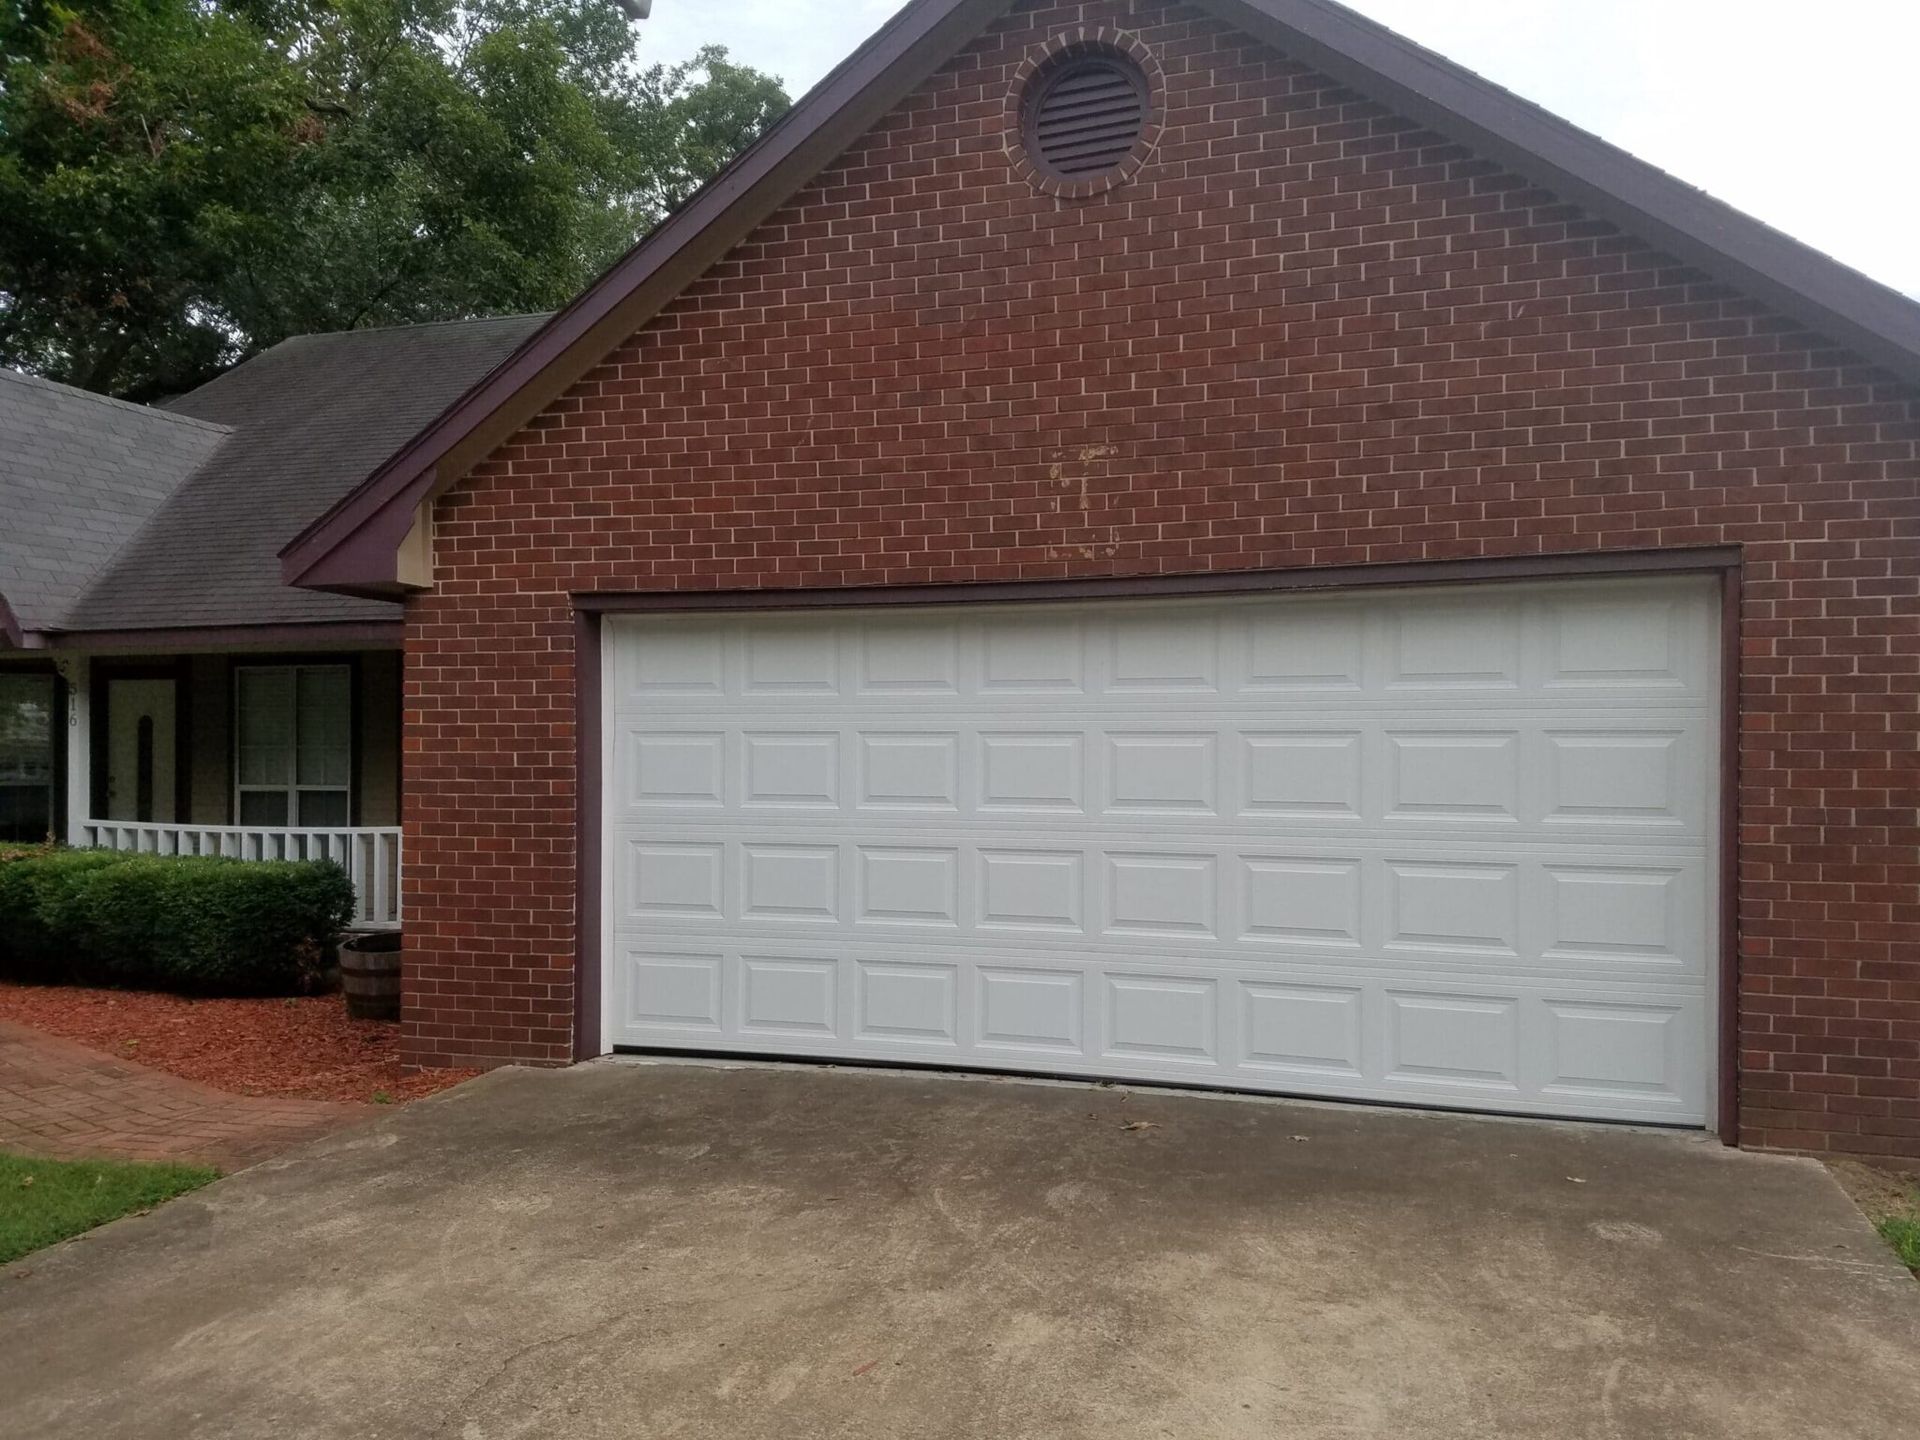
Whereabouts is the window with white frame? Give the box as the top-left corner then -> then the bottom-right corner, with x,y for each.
234,665 -> 352,827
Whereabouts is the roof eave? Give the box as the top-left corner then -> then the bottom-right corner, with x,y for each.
0,595 -> 26,649
282,465 -> 439,597
23,619 -> 405,654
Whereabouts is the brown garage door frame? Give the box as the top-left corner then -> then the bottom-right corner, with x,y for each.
573,545 -> 1744,1142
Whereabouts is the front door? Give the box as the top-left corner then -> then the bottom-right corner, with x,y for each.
106,678 -> 177,823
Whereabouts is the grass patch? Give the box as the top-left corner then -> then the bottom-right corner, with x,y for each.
1879,1214 -> 1920,1272
0,1153 -> 218,1265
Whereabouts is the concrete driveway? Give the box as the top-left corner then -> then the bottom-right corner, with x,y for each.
4,1061 -> 1916,1439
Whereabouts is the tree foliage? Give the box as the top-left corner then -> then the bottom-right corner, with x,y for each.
0,1 -> 788,398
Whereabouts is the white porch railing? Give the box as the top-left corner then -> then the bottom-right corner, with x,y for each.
79,822 -> 403,930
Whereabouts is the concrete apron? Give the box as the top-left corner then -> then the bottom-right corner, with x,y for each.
2,1058 -> 1915,1440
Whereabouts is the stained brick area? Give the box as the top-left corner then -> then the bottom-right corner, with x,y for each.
402,0 -> 1920,1157
0,1022 -> 368,1172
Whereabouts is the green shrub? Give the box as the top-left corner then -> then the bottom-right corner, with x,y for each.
0,850 -> 355,995
0,849 -> 130,978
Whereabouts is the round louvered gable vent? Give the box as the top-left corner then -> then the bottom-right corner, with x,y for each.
1023,53 -> 1150,183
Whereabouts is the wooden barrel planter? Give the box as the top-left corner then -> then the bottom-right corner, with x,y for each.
339,931 -> 403,1021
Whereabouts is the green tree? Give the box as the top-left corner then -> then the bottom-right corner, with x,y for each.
0,1 -> 787,399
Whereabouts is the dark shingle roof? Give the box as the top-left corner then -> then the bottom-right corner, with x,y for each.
57,312 -> 549,633
0,369 -> 230,635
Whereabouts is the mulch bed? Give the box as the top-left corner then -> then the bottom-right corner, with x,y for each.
0,983 -> 477,1105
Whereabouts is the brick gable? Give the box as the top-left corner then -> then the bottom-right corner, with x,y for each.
402,0 -> 1920,1157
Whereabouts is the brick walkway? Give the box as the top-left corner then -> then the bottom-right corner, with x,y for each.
0,1021 -> 371,1172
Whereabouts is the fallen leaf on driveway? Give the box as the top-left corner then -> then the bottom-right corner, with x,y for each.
852,1359 -> 881,1377
1120,1120 -> 1158,1132
1567,1177 -> 1587,1184
1288,1135 -> 1310,1143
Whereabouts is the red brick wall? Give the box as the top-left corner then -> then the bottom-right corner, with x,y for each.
402,0 -> 1920,1157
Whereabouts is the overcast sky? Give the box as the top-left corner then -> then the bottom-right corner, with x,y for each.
638,1 -> 1920,299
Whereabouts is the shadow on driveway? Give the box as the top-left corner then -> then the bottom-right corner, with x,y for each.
4,1059 -> 1916,1438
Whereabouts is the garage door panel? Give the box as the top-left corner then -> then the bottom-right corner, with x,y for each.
1539,999 -> 1693,1106
1383,860 -> 1521,960
624,840 -> 726,922
738,955 -> 840,1038
607,577 -> 1717,1125
1111,614 -> 1223,694
621,730 -> 726,810
614,620 -> 726,699
1544,590 -> 1699,691
855,846 -> 961,928
615,584 -> 1715,718
1104,973 -> 1220,1065
606,833 -> 1712,985
1387,601 -> 1525,691
1541,863 -> 1704,971
744,623 -> 840,695
1385,731 -> 1522,824
1384,991 -> 1523,1092
1541,728 -> 1701,830
857,732 -> 960,810
620,949 -> 725,1034
977,966 -> 1085,1054
740,731 -> 840,810
1103,732 -> 1219,815
740,843 -> 840,923
1238,731 -> 1364,819
981,615 -> 1089,694
612,934 -> 1711,1120
621,720 -> 1707,841
979,732 -> 1085,813
1245,605 -> 1367,692
977,848 -> 1084,933
1101,851 -> 1219,939
858,617 -> 961,695
1241,857 -> 1365,949
761,932 -> 1717,1011
855,961 -> 961,1046
1241,982 -> 1366,1078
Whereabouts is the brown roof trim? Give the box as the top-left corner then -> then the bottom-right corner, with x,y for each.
280,0 -> 1920,598
573,544 -> 1742,615
16,621 -> 403,654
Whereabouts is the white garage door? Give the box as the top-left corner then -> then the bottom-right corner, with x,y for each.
603,576 -> 1719,1125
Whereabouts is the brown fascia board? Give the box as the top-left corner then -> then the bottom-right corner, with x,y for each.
11,621 -> 404,653
280,0 -> 1920,598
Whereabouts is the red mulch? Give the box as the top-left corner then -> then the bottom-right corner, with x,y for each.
0,983 -> 478,1105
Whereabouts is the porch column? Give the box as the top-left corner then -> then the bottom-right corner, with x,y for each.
58,655 -> 90,845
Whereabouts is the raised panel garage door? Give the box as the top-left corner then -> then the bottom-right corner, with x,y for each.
603,576 -> 1719,1125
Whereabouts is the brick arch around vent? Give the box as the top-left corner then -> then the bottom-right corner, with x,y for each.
1005,25 -> 1166,197
402,0 -> 1920,1160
